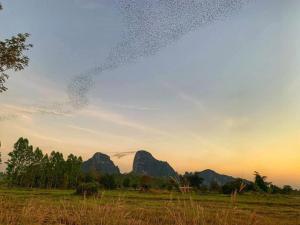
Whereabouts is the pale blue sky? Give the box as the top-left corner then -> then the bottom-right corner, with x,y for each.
0,0 -> 300,187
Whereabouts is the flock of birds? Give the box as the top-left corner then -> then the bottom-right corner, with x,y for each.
0,0 -> 254,121
66,0 -> 253,112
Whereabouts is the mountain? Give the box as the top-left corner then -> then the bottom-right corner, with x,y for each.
195,169 -> 235,186
82,152 -> 120,174
132,150 -> 177,178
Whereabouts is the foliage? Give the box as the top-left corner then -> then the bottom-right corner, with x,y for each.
3,138 -> 297,196
5,137 -> 82,188
182,172 -> 203,189
122,177 -> 131,188
140,175 -> 152,191
99,174 -> 117,190
270,184 -> 282,194
254,171 -> 271,193
209,181 -> 221,192
76,182 -> 98,196
222,179 -> 255,194
0,3 -> 33,92
282,185 -> 293,195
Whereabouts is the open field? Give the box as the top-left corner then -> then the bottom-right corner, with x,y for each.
0,188 -> 299,225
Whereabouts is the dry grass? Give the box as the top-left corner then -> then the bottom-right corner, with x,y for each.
0,189 -> 299,225
0,196 -> 255,225
0,195 -> 272,225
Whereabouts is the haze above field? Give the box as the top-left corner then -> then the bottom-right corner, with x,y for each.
0,0 -> 299,188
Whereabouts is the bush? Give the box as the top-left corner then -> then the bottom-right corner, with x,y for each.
76,182 -> 98,196
122,177 -> 130,188
100,175 -> 117,190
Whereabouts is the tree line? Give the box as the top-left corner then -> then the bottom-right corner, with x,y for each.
0,137 -> 299,195
3,138 -> 82,188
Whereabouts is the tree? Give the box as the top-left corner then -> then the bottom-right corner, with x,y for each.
65,154 -> 83,188
282,185 -> 293,195
269,184 -> 282,194
100,174 -> 117,190
6,137 -> 84,189
6,137 -> 35,186
209,181 -> 221,192
222,179 -> 251,195
0,3 -> 33,93
122,177 -> 131,188
48,151 -> 66,188
22,147 -> 44,187
184,172 -> 203,189
254,171 -> 270,193
139,175 -> 152,191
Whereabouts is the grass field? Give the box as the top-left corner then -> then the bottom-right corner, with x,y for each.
0,188 -> 299,225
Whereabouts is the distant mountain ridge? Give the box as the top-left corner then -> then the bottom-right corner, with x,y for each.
195,169 -> 236,186
81,151 -> 243,186
132,150 -> 178,178
82,152 -> 120,174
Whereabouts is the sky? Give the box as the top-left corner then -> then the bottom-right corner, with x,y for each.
0,0 -> 300,188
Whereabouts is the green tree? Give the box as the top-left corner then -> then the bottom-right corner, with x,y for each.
184,172 -> 203,189
40,153 -> 51,188
0,3 -> 33,92
282,185 -> 293,195
209,181 -> 221,192
254,171 -> 270,193
140,175 -> 152,191
65,154 -> 83,188
122,177 -> 131,188
221,179 -> 252,194
0,141 -> 2,165
6,137 -> 34,186
100,174 -> 117,190
269,184 -> 282,194
49,151 -> 66,188
6,137 -> 84,189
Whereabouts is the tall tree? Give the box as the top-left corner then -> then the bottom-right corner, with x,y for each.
254,171 -> 270,193
184,172 -> 203,189
49,151 -> 66,188
65,154 -> 83,188
6,137 -> 84,188
0,3 -> 33,93
6,137 -> 34,186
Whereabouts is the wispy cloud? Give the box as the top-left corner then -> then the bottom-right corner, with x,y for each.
107,102 -> 159,111
67,124 -> 137,144
162,82 -> 206,111
177,92 -> 206,111
111,151 -> 136,159
0,103 -> 71,122
79,106 -> 168,136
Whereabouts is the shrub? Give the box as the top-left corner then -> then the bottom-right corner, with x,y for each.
76,182 -> 98,196
100,175 -> 117,190
122,177 -> 131,188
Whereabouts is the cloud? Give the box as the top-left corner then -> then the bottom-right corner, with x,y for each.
162,82 -> 206,111
79,106 -> 168,135
0,103 -> 71,123
111,151 -> 136,159
67,124 -> 137,144
177,92 -> 206,111
107,102 -> 159,111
